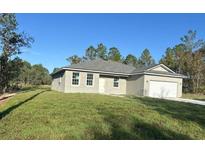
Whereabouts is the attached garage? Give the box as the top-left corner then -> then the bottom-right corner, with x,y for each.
51,59 -> 185,98
148,81 -> 178,98
144,74 -> 183,98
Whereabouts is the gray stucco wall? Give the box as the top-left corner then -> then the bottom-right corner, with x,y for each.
51,70 -> 183,97
51,71 -> 65,92
143,75 -> 183,97
100,75 -> 127,95
126,75 -> 144,96
64,70 -> 100,93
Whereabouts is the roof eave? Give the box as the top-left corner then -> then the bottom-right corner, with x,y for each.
62,67 -> 132,77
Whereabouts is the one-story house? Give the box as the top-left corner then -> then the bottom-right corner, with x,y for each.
51,59 -> 185,98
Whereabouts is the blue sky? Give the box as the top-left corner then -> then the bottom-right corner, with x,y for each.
16,14 -> 205,73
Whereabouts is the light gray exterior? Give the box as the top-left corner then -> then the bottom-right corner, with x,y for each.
64,71 -> 99,93
51,71 -> 65,92
51,60 -> 185,97
126,75 -> 144,96
143,75 -> 183,97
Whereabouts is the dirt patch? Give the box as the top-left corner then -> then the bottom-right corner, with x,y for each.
0,93 -> 16,105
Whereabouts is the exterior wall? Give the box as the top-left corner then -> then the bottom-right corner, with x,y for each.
51,69 -> 182,97
126,75 -> 144,96
143,75 -> 183,97
51,71 -> 65,92
100,75 -> 127,95
151,66 -> 169,72
64,70 -> 100,93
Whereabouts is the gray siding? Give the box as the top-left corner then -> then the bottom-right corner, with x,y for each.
51,69 -> 183,98
100,75 -> 127,95
126,75 -> 144,96
51,71 -> 65,92
64,70 -> 100,93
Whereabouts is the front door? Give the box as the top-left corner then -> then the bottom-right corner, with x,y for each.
99,78 -> 105,93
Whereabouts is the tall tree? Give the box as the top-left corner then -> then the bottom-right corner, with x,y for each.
108,47 -> 121,61
160,47 -> 177,71
180,30 -> 204,52
160,30 -> 205,93
0,13 -> 33,93
66,55 -> 82,64
30,64 -> 51,85
139,48 -> 155,67
17,60 -> 32,85
85,46 -> 97,60
123,54 -> 138,67
96,43 -> 107,60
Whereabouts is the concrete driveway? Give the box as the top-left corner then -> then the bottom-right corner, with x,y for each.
165,97 -> 205,106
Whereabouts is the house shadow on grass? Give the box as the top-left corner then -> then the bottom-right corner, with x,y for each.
135,97 -> 205,128
0,90 -> 48,120
196,98 -> 205,101
90,108 -> 191,140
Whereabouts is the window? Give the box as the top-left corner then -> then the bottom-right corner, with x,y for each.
86,73 -> 93,86
113,77 -> 119,87
72,72 -> 80,85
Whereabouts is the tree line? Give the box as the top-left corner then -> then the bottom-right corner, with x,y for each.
1,13 -> 205,94
67,30 -> 205,93
67,44 -> 155,68
0,13 -> 51,93
160,30 -> 205,93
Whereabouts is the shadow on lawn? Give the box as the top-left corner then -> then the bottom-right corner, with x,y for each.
0,90 -> 47,120
135,97 -> 205,128
90,108 -> 191,140
196,98 -> 205,101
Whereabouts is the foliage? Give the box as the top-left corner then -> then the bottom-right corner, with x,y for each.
29,64 -> 51,85
180,30 -> 204,52
108,47 -> 122,61
0,89 -> 205,139
160,30 -> 205,93
17,60 -> 32,85
182,93 -> 205,101
66,54 -> 82,64
96,43 -> 108,60
11,60 -> 52,86
67,44 -> 122,64
160,47 -> 177,71
85,46 -> 97,60
0,13 -> 34,93
139,48 -> 155,67
123,54 -> 138,67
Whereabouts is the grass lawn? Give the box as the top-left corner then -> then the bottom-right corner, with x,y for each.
0,88 -> 205,140
182,93 -> 205,101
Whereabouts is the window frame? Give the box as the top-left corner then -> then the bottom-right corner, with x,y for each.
86,73 -> 94,87
72,72 -> 80,86
113,77 -> 119,88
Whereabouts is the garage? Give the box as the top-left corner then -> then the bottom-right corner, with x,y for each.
148,80 -> 178,98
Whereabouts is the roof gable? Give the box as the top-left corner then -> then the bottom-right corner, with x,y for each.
147,64 -> 175,73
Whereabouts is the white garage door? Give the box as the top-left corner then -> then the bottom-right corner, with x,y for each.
149,81 -> 177,98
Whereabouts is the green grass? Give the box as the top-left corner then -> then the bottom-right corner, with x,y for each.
182,93 -> 205,101
0,89 -> 205,139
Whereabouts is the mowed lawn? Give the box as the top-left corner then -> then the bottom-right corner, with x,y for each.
182,93 -> 205,101
0,88 -> 205,140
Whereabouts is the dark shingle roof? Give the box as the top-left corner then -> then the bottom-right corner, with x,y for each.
145,70 -> 184,77
131,64 -> 159,74
65,59 -> 136,74
52,59 -> 184,78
